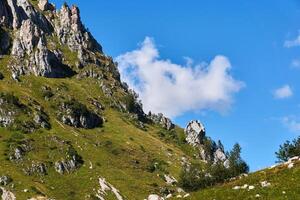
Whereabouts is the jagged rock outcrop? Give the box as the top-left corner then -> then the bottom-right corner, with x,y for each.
10,19 -> 74,78
54,146 -> 83,174
57,99 -> 102,129
185,120 -> 206,146
148,112 -> 174,131
0,0 -> 52,31
55,158 -> 79,174
185,120 -> 229,167
54,3 -> 102,67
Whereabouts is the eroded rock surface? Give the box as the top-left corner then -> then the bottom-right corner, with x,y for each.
58,99 -> 102,129
185,120 -> 229,166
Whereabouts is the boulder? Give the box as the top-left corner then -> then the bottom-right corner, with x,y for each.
0,187 -> 16,200
58,100 -> 102,129
0,176 -> 12,186
148,194 -> 164,200
148,112 -> 174,131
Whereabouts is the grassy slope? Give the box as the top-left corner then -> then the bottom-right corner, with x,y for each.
188,161 -> 300,200
0,58 -> 194,199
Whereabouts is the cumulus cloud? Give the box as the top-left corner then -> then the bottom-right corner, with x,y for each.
273,85 -> 293,99
284,33 -> 300,48
116,37 -> 244,118
282,116 -> 300,133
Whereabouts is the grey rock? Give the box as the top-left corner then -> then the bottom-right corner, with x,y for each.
148,112 -> 174,131
184,120 -> 206,146
38,0 -> 54,11
0,176 -> 12,186
1,0 -> 52,32
0,187 -> 16,200
54,155 -> 82,174
58,100 -> 102,129
11,19 -> 41,57
54,3 -> 102,66
23,162 -> 47,176
185,120 -> 229,167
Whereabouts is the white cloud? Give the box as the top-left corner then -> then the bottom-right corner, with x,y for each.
284,33 -> 300,48
282,116 -> 300,133
116,37 -> 244,118
273,85 -> 293,99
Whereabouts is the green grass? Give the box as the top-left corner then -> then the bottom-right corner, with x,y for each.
0,72 -> 192,200
188,161 -> 300,200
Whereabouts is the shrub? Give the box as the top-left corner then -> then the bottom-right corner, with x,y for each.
179,143 -> 249,192
178,163 -> 211,192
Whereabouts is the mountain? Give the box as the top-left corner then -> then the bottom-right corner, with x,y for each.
0,0 -> 298,200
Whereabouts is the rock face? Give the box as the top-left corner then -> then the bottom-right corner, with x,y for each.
148,112 -> 174,131
58,100 -> 102,129
185,120 -> 205,146
0,0 -> 52,31
10,19 -> 74,78
54,3 -> 102,67
1,0 -> 103,78
55,158 -> 80,174
54,146 -> 83,174
185,120 -> 229,166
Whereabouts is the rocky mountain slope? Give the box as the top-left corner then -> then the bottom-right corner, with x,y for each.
0,0 -> 298,200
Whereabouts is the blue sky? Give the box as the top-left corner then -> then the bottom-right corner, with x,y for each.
52,0 -> 300,171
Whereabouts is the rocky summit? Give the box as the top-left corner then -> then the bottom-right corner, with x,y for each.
0,0 -> 298,200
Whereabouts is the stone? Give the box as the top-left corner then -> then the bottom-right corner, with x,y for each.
38,0 -> 52,11
147,194 -> 164,200
11,19 -> 41,57
58,100 -> 102,129
184,120 -> 206,146
96,178 -> 124,200
0,176 -> 12,186
233,186 -> 240,190
0,187 -> 16,200
53,3 -> 103,67
23,162 -> 47,176
164,174 -> 177,185
1,0 -> 52,31
260,181 -> 271,187
148,112 -> 174,131
287,163 -> 294,169
55,155 -> 82,174
248,185 -> 255,190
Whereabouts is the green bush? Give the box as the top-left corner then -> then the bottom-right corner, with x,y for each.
276,136 -> 300,162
